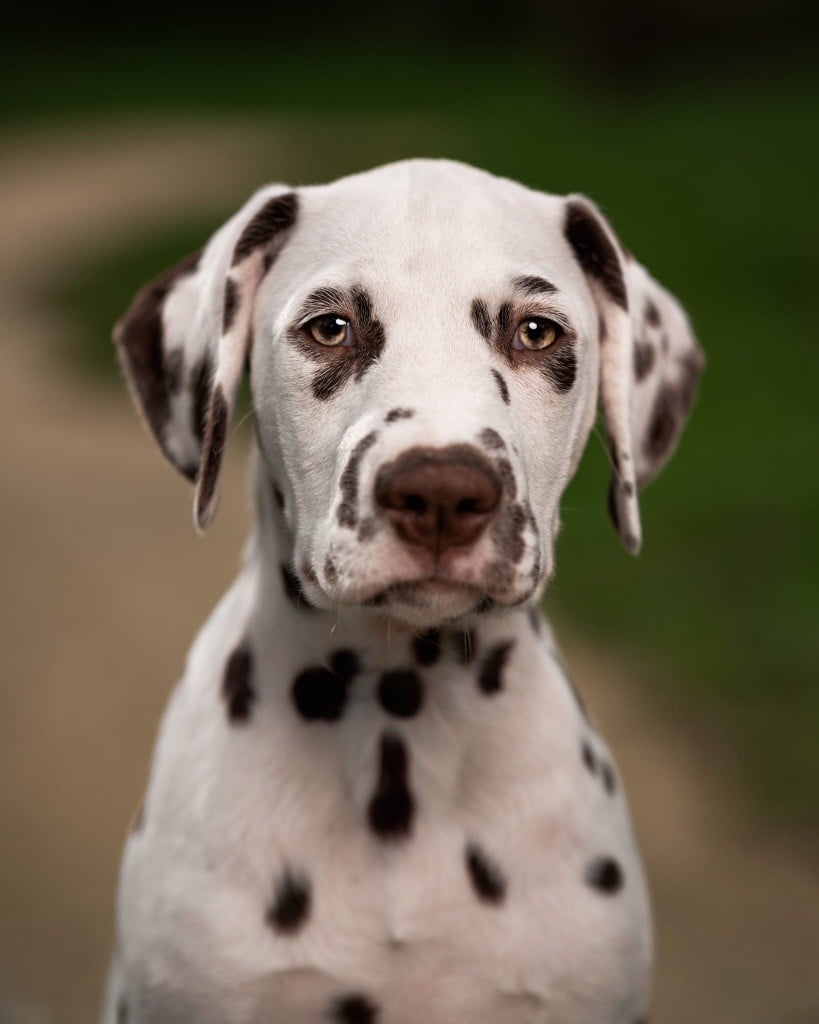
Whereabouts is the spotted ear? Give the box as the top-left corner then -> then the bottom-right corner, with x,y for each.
114,186 -> 298,531
564,196 -> 704,554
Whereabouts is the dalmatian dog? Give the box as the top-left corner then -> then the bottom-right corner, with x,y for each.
102,159 -> 703,1024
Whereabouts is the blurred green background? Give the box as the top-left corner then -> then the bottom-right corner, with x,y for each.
11,4 -> 816,821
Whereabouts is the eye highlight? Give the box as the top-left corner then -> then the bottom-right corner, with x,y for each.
514,316 -> 562,351
305,313 -> 354,348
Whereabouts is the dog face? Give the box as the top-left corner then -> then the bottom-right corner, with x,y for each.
115,160 -> 703,626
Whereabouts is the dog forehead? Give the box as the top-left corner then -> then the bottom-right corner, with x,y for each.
295,160 -> 570,270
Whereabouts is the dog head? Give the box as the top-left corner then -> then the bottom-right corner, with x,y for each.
115,160 -> 703,627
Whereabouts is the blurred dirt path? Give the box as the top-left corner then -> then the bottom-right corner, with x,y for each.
1,123 -> 817,1024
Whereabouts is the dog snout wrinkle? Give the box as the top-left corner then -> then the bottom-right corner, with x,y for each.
374,445 -> 501,556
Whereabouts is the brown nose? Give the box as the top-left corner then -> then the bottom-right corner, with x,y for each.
374,445 -> 502,555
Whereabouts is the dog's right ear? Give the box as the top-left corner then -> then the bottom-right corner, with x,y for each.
114,185 -> 298,530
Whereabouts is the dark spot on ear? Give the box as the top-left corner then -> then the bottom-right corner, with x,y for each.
281,564 -> 317,611
491,369 -> 510,405
644,298 -> 662,327
585,855 -> 624,894
222,277 -> 239,334
222,644 -> 255,722
477,641 -> 514,695
330,994 -> 379,1024
232,192 -> 298,266
644,384 -> 678,463
465,842 -> 507,904
378,669 -> 424,718
471,298 -> 492,340
542,347 -> 577,393
189,352 -> 213,452
601,761 -> 617,795
324,556 -> 338,585
113,248 -> 202,474
266,867 -> 311,934
514,274 -> 558,296
338,431 -> 379,528
291,666 -> 349,722
164,347 -> 184,395
633,341 -> 655,381
368,732 -> 414,840
564,200 -> 628,309
329,649 -> 361,682
196,385 -> 228,515
479,427 -> 505,450
581,740 -> 598,775
385,407 -> 414,423
412,629 -> 441,667
450,628 -> 477,665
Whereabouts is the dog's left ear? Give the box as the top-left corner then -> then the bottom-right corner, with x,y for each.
114,186 -> 298,531
564,196 -> 704,554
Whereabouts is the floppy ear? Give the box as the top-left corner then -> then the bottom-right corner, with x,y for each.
564,196 -> 704,554
114,185 -> 298,531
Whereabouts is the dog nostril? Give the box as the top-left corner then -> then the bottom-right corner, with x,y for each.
403,493 -> 427,514
456,497 -> 480,516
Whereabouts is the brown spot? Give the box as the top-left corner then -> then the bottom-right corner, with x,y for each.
513,274 -> 557,296
479,427 -> 505,450
357,516 -> 379,541
165,348 -> 184,395
542,347 -> 577,393
496,302 -> 514,336
491,368 -> 510,405
633,341 -> 655,381
477,640 -> 514,695
385,407 -> 415,423
232,192 -> 298,266
564,200 -> 627,309
491,502 -> 527,563
644,298 -> 662,327
222,644 -> 255,722
222,277 -> 239,334
494,457 -> 517,501
368,732 -> 415,840
338,431 -> 378,528
470,298 -> 492,340
196,385 -> 228,518
465,841 -> 507,903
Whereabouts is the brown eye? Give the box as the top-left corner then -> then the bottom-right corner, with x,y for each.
306,313 -> 352,347
515,316 -> 560,351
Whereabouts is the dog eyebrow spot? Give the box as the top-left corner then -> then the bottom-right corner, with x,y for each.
470,298 -> 492,340
338,431 -> 379,528
222,644 -> 255,723
297,285 -> 347,321
232,192 -> 299,266
491,369 -> 510,405
465,841 -> 507,904
368,732 -> 415,840
385,407 -> 415,423
513,274 -> 558,296
564,199 -> 628,310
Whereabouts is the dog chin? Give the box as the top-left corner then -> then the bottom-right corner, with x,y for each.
362,579 -> 489,627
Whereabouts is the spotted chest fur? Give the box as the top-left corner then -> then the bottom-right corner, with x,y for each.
113,548 -> 651,1024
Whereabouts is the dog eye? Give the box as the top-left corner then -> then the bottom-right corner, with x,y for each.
305,314 -> 353,347
514,317 -> 561,351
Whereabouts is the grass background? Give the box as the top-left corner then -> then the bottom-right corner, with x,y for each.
9,32 -> 818,820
